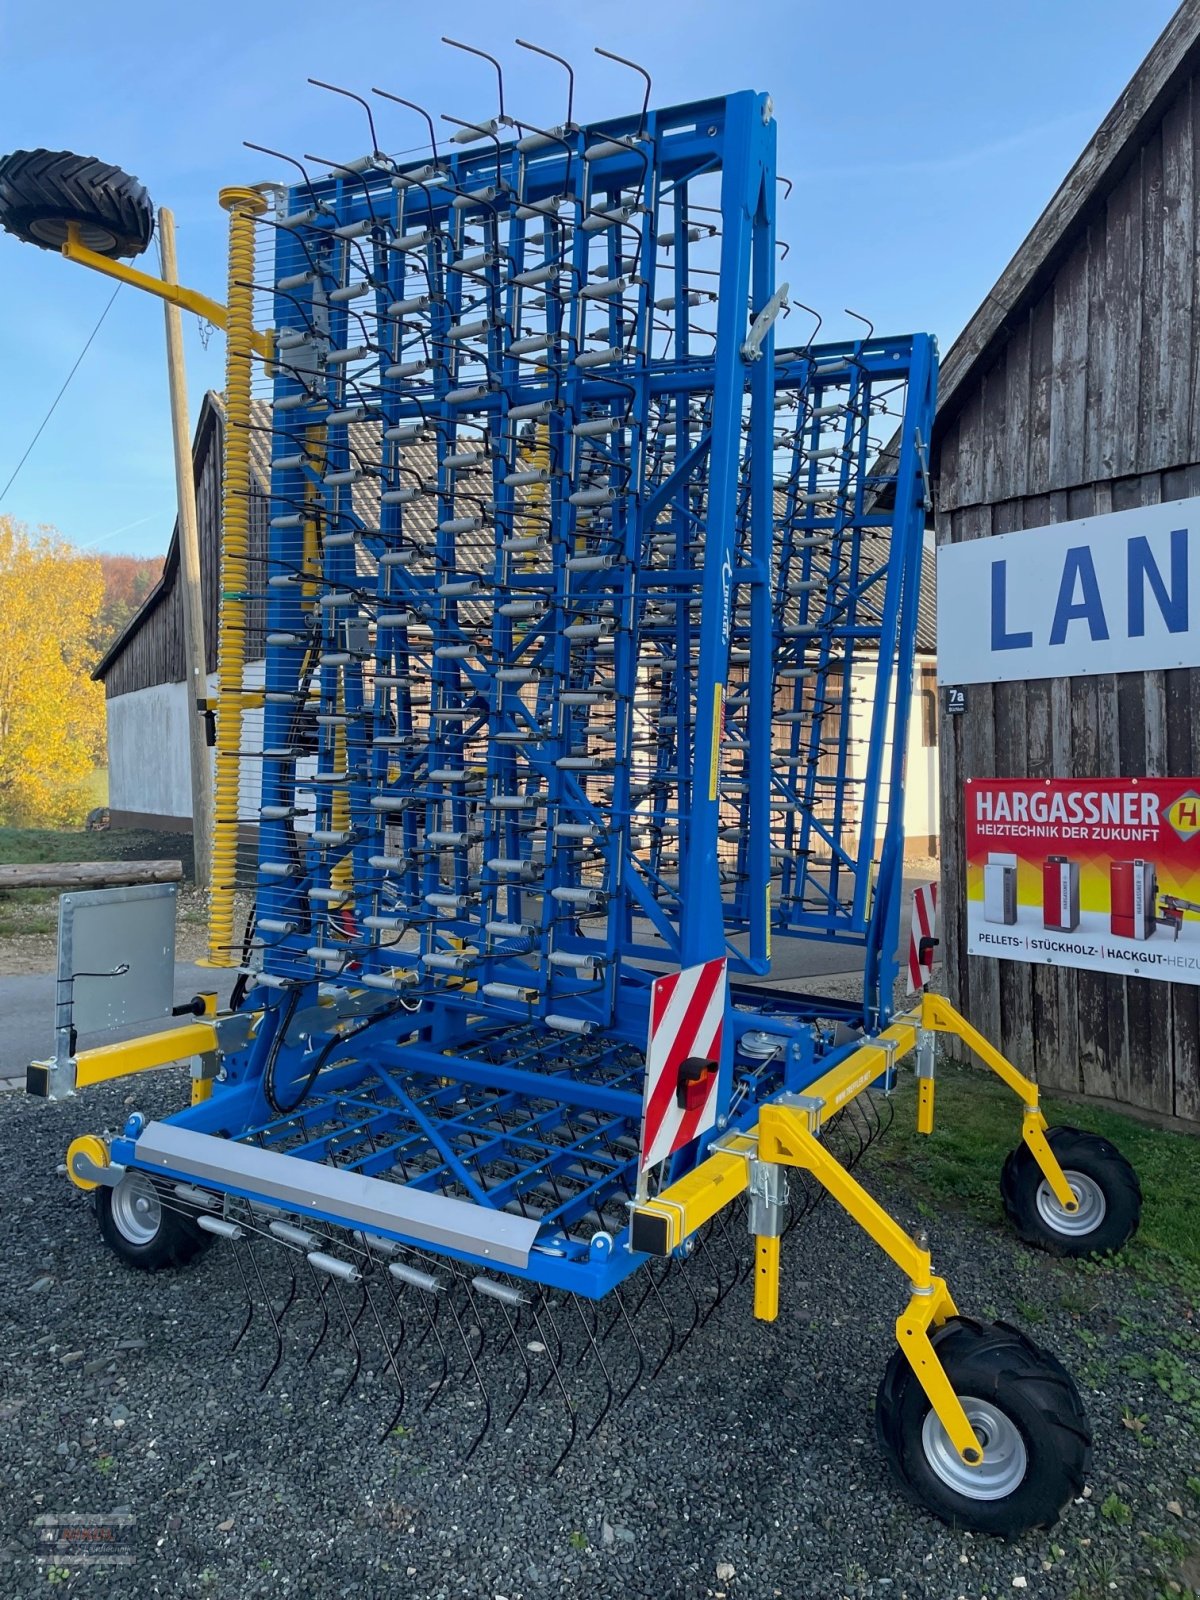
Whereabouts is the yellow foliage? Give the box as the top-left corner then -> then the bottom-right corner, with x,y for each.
0,516 -> 107,826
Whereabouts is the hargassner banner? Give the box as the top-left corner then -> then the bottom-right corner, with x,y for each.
938,498 -> 1200,684
965,779 -> 1200,985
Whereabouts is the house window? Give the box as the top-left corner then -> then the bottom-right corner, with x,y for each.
918,665 -> 938,748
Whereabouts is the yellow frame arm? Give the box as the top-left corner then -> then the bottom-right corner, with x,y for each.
920,993 -> 1077,1211
61,224 -> 273,362
757,1099 -> 982,1464
626,991 -> 1086,1468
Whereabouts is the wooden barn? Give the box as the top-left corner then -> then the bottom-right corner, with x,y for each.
933,2 -> 1200,1123
91,391 -> 270,830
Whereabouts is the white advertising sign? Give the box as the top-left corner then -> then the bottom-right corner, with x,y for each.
937,497 -> 1200,685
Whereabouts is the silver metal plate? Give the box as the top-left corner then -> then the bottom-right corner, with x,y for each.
57,885 -> 177,1037
133,1121 -> 542,1269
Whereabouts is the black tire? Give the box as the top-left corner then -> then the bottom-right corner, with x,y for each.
96,1172 -> 212,1271
1000,1126 -> 1142,1258
0,148 -> 154,258
876,1317 -> 1091,1536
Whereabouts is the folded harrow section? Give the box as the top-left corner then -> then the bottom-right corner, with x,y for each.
254,89 -> 780,1042
735,340 -> 934,975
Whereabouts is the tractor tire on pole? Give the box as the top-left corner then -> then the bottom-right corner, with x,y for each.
0,149 -> 154,259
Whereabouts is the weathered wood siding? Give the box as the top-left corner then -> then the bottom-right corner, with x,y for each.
100,407 -> 270,699
935,71 -> 1200,1122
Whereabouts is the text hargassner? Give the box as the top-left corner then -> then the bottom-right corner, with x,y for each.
974,788 -> 1160,828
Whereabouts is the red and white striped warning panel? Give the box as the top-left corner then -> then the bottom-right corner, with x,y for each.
906,882 -> 940,993
639,957 -> 728,1175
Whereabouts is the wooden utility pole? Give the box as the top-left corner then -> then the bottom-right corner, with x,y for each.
158,207 -> 214,889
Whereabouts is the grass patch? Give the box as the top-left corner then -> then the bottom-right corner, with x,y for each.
876,1061 -> 1200,1287
0,827 -> 194,878
0,899 -> 57,937
0,832 -> 148,870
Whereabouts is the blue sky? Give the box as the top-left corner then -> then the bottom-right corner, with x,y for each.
0,0 -> 1179,558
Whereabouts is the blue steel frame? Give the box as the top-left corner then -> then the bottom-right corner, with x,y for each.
110,90 -> 937,1301
251,91 -> 780,1039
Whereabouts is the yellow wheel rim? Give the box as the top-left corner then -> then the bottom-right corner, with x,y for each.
66,1134 -> 109,1192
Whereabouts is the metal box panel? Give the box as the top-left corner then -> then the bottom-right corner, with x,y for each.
57,884 -> 177,1036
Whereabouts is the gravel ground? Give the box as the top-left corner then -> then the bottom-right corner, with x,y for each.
1,1075 -> 1197,1600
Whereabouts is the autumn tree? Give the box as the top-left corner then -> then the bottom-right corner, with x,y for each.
0,516 -> 107,826
91,553 -> 164,658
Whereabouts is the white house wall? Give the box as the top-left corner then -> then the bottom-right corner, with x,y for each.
105,658 -> 315,828
106,681 -> 194,822
848,656 -> 940,855
108,657 -> 936,849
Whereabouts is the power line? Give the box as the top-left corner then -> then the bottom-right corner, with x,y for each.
0,284 -> 121,507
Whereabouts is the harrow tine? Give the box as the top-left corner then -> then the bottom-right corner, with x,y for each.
228,1238 -> 257,1355
373,1259 -> 412,1440
274,1262 -> 301,1332
604,1284 -> 645,1405
728,1199 -> 756,1285
671,1252 -> 704,1352
620,1254 -> 678,1382
529,1293 -> 578,1476
305,1251 -> 363,1401
351,1278 -> 372,1334
360,1268 -> 407,1441
302,1259 -> 333,1366
570,1296 -> 614,1440
532,1294 -> 567,1398
244,1238 -> 287,1391
389,1259 -> 452,1412
861,1090 -> 881,1142
471,1276 -> 533,1429
845,1102 -> 868,1166
644,1265 -> 678,1379
787,1168 -> 819,1234
695,1218 -> 737,1324
711,1209 -> 746,1302
377,1253 -> 409,1354
440,1272 -> 493,1460
879,1091 -> 896,1139
838,1102 -> 868,1169
328,1276 -> 365,1403
334,1286 -> 366,1401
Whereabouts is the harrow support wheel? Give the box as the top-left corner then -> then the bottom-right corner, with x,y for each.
0,148 -> 154,258
96,1172 -> 212,1271
876,1316 -> 1091,1536
1001,1126 -> 1142,1258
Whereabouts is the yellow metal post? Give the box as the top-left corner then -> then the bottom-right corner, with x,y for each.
190,991 -> 220,1104
207,187 -> 268,966
1020,1108 -> 1078,1211
917,1078 -> 935,1134
753,1234 -> 781,1321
